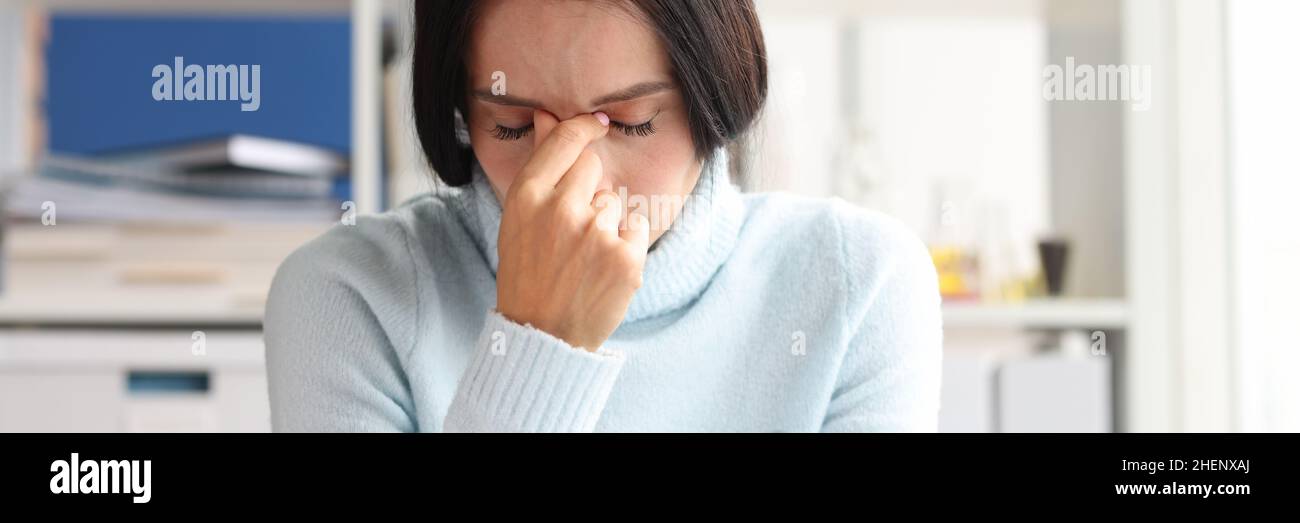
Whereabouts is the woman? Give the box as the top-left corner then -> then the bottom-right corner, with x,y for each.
264,0 -> 942,432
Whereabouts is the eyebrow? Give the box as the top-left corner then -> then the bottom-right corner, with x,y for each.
472,80 -> 674,109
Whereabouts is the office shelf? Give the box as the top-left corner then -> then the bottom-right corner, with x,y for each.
942,298 -> 1129,330
33,0 -> 387,214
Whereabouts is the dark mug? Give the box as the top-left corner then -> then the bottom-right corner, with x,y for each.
1038,238 -> 1070,297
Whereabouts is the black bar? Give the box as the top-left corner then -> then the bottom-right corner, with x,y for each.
0,434 -> 1292,511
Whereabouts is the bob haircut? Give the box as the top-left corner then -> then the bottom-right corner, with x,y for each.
412,0 -> 769,186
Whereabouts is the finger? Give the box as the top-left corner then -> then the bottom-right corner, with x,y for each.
519,110 -> 609,188
619,211 -> 651,259
556,149 -> 603,203
533,108 -> 558,149
592,189 -> 623,233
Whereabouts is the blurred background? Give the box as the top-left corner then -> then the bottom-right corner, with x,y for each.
0,0 -> 1295,433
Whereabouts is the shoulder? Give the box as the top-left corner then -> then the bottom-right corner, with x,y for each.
270,209 -> 417,302
740,192 -> 937,307
743,191 -> 935,282
264,195 -> 464,354
269,192 -> 468,297
264,214 -> 413,344
743,195 -> 943,432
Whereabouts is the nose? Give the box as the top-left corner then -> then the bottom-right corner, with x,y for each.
534,109 -> 620,193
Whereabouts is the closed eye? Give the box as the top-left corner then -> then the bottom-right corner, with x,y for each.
490,123 -> 534,141
490,110 -> 659,142
611,111 -> 660,137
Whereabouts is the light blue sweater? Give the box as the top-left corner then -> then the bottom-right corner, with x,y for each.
264,150 -> 943,432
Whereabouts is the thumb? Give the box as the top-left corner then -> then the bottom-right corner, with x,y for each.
619,211 -> 651,260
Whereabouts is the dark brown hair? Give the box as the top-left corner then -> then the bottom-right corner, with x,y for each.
412,0 -> 768,186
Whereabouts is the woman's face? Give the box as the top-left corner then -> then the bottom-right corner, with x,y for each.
464,0 -> 701,244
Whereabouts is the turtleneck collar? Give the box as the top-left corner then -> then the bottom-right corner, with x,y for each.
453,149 -> 744,323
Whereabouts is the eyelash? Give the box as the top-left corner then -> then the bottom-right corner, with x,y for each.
489,112 -> 659,141
490,124 -> 533,141
613,117 -> 658,137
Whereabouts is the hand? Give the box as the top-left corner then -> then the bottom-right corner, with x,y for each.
494,109 -> 651,351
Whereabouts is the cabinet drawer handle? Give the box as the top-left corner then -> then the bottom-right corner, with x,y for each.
126,371 -> 210,394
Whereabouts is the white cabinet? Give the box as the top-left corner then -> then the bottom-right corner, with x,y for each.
939,354 -> 997,433
0,222 -> 317,432
939,314 -> 1119,433
940,350 -> 1112,433
998,355 -> 1111,433
0,329 -> 269,432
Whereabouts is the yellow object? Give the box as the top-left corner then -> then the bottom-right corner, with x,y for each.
929,246 -> 977,299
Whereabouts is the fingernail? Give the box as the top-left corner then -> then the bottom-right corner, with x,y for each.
593,112 -> 610,126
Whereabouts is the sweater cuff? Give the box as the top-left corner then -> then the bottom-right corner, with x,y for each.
443,310 -> 626,432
